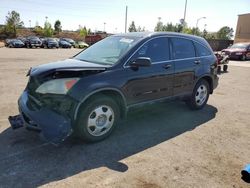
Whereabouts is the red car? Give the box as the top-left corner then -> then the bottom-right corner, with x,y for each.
222,43 -> 250,61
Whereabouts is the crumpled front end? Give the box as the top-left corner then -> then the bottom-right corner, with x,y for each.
17,90 -> 74,144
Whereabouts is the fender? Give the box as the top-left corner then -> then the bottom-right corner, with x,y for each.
73,87 -> 127,120
193,74 -> 214,93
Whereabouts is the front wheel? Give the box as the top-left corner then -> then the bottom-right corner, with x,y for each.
74,96 -> 120,142
186,79 -> 210,110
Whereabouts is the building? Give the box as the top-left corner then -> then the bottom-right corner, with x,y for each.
234,13 -> 250,43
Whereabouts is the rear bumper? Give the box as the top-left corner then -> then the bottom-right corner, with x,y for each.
17,91 -> 72,144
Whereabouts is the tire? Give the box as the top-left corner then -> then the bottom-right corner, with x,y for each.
241,55 -> 246,61
186,79 -> 210,110
217,66 -> 221,74
74,96 -> 120,142
223,65 -> 228,72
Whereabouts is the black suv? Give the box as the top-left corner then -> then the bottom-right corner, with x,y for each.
10,32 -> 218,144
25,36 -> 42,48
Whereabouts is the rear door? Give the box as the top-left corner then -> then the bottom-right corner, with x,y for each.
170,37 -> 202,96
123,37 -> 174,105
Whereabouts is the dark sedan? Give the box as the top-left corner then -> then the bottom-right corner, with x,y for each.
59,40 -> 72,48
222,43 -> 250,60
5,39 -> 25,48
60,38 -> 76,47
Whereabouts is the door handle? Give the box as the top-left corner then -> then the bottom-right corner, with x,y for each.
163,64 -> 172,69
194,60 -> 201,65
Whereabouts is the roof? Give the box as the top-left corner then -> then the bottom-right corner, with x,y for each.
238,13 -> 250,16
115,31 -> 206,44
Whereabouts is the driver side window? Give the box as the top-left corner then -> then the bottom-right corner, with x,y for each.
131,37 -> 170,63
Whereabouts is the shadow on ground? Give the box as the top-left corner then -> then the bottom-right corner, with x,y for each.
0,101 -> 217,187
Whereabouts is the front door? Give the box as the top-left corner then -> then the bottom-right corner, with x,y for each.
123,37 -> 174,105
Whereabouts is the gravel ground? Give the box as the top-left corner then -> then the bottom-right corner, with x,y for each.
0,48 -> 249,188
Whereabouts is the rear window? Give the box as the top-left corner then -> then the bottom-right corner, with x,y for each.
171,38 -> 195,59
194,42 -> 211,56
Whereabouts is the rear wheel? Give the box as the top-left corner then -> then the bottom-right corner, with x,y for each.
241,55 -> 246,61
186,79 -> 210,110
74,96 -> 120,142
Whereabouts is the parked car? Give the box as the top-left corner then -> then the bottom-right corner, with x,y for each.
60,38 -> 76,47
17,37 -> 27,44
9,32 -> 219,144
59,40 -> 72,48
75,41 -> 89,49
221,43 -> 250,61
42,38 -> 59,48
5,39 -> 25,48
25,36 -> 42,48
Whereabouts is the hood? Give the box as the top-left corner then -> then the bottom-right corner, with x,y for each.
30,58 -> 108,77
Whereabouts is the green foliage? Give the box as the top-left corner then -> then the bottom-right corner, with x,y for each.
44,21 -> 53,37
34,26 -> 44,36
155,22 -> 183,33
137,26 -> 145,32
154,21 -> 163,31
128,21 -> 145,32
128,21 -> 137,32
79,26 -> 88,37
54,20 -> 62,34
4,10 -> 24,37
216,26 -> 234,40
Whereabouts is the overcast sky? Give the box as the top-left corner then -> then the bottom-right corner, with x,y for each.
0,0 -> 249,33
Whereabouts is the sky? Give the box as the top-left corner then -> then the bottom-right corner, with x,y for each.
0,0 -> 250,34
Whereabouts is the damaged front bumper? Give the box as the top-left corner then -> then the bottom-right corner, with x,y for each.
9,91 -> 73,144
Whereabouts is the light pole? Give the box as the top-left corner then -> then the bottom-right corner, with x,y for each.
196,17 -> 206,29
29,20 -> 31,29
103,22 -> 106,32
195,17 -> 206,35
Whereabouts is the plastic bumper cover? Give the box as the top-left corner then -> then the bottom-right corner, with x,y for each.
17,91 -> 72,144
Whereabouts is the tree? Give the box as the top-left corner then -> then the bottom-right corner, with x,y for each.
79,26 -> 88,37
154,20 -> 163,31
44,21 -> 53,37
34,25 -> 43,36
128,21 -> 137,32
217,26 -> 234,40
54,20 -> 62,34
4,10 -> 24,37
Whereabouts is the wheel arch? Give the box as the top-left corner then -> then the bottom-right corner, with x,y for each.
196,75 -> 213,94
74,88 -> 127,121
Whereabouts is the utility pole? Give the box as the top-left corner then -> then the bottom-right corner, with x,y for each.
125,6 -> 128,33
183,0 -> 187,24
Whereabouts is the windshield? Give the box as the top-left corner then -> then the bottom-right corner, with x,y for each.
229,43 -> 248,49
74,36 -> 139,65
66,38 -> 74,43
48,38 -> 56,42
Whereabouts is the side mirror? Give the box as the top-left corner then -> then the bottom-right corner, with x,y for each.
130,57 -> 151,68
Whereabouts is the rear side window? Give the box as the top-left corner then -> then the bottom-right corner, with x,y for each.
171,38 -> 195,59
194,42 -> 211,56
133,37 -> 170,63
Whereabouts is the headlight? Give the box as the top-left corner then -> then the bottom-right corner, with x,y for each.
36,78 -> 79,94
235,52 -> 243,55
